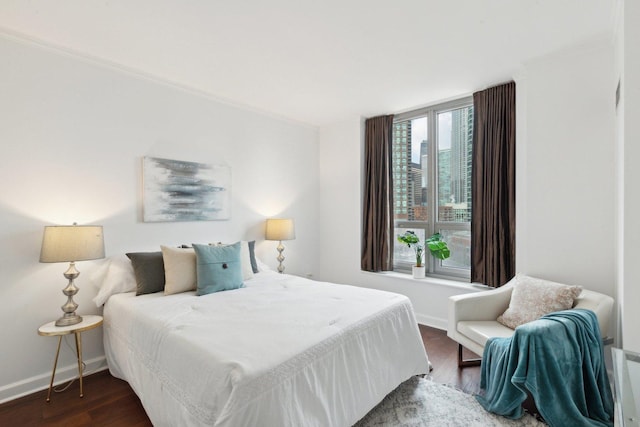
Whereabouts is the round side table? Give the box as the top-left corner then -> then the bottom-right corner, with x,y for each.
38,314 -> 103,402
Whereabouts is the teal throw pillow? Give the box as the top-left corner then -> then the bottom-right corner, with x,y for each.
193,242 -> 244,295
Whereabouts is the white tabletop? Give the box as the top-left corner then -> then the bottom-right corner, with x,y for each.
38,314 -> 103,336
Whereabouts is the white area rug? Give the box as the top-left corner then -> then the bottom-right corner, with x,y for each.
355,376 -> 546,427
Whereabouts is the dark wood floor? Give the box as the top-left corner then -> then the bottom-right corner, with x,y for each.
418,324 -> 482,395
0,325 -> 481,426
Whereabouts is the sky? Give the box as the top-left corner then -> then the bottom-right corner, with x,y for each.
411,112 -> 452,163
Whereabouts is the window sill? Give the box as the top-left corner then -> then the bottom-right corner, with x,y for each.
360,270 -> 490,291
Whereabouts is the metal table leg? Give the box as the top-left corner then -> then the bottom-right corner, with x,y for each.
46,336 -> 63,403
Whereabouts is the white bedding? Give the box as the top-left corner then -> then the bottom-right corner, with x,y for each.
103,271 -> 429,427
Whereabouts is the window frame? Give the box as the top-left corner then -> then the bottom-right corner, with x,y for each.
392,96 -> 473,280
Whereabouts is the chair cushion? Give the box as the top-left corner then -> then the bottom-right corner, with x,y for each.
458,320 -> 515,348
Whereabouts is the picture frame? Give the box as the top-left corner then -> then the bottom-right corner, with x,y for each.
143,156 -> 231,222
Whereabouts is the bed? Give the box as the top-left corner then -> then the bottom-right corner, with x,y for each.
101,266 -> 429,426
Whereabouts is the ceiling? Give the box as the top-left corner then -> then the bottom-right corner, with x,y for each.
0,1 -> 616,127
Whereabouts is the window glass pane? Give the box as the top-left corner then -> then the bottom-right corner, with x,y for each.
437,106 -> 473,222
438,229 -> 471,269
392,117 -> 428,222
390,98 -> 472,279
394,227 -> 426,264
393,120 -> 408,219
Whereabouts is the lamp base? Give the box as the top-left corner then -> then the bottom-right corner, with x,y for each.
276,241 -> 286,274
55,261 -> 82,327
55,314 -> 83,327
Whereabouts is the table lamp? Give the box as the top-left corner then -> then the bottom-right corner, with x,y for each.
40,224 -> 105,326
265,218 -> 295,273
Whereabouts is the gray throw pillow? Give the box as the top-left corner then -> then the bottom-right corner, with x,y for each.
248,240 -> 259,273
126,251 -> 165,295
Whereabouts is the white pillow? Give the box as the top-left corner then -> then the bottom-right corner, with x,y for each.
92,254 -> 136,306
239,241 -> 255,280
89,257 -> 111,289
256,257 -> 271,272
161,245 -> 197,295
497,273 -> 582,329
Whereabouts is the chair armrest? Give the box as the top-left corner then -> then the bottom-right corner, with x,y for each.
574,289 -> 614,338
448,286 -> 514,327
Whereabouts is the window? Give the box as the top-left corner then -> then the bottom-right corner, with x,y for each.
392,98 -> 473,279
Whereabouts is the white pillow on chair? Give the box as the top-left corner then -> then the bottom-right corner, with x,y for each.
497,273 -> 582,329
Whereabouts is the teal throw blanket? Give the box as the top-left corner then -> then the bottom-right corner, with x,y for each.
476,309 -> 613,427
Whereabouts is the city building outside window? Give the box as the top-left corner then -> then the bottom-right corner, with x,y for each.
392,97 -> 473,279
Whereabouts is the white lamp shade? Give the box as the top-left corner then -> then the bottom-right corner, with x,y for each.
40,225 -> 105,263
265,218 -> 295,241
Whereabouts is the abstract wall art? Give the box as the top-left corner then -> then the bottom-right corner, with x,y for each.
143,156 -> 231,222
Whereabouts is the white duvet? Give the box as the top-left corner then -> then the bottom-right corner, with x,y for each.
103,271 -> 429,427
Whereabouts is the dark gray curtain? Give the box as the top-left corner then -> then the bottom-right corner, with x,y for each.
361,115 -> 394,272
471,82 -> 516,287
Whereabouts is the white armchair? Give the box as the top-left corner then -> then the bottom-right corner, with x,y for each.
447,280 -> 614,367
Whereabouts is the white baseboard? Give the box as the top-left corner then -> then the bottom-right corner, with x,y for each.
415,312 -> 447,331
0,355 -> 108,405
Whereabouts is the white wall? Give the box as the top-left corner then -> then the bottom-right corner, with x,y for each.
0,34 -> 319,402
616,0 -> 640,353
317,37 -> 616,335
317,116 -> 362,283
516,38 -> 616,296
